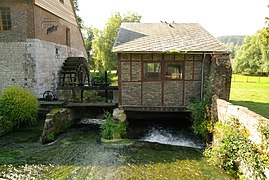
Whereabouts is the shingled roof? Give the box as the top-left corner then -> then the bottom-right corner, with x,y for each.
113,23 -> 230,53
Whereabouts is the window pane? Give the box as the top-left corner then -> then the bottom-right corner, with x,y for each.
1,8 -> 11,31
165,62 -> 182,79
144,63 -> 161,80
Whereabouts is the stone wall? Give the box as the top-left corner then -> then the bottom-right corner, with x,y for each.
0,39 -> 84,97
33,5 -> 87,57
121,82 -> 141,105
0,42 -> 32,90
41,108 -> 74,144
27,39 -> 83,97
142,82 -> 162,106
212,96 -> 269,179
163,81 -> 183,106
209,54 -> 232,101
213,96 -> 269,147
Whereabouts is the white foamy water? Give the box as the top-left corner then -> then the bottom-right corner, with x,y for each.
142,127 -> 203,149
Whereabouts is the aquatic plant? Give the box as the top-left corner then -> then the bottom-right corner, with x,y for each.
100,111 -> 126,140
0,86 -> 39,131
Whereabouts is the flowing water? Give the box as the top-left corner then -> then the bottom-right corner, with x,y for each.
142,127 -> 204,149
0,124 -> 233,179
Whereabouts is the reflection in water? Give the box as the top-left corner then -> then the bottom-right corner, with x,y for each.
142,127 -> 204,149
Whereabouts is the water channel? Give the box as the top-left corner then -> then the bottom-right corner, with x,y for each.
0,117 -> 233,179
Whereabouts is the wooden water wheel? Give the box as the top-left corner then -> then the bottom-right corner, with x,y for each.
59,57 -> 90,87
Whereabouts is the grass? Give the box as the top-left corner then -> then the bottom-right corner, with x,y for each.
230,74 -> 269,118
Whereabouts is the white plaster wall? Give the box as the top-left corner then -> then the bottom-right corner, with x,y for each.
27,39 -> 84,97
0,39 -> 85,98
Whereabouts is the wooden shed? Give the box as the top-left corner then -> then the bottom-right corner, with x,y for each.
113,23 -> 231,112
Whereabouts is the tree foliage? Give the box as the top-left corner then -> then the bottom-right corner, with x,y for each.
233,27 -> 269,75
72,0 -> 83,28
91,12 -> 141,71
218,35 -> 245,46
218,36 -> 245,59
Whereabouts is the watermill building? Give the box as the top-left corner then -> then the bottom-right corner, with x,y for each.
0,0 -> 87,97
113,23 -> 232,112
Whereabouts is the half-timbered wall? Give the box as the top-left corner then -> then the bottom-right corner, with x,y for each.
118,53 -> 206,108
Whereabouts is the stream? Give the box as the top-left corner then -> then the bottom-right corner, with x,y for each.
0,124 -> 233,179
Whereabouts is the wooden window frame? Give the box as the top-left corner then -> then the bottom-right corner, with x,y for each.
66,28 -> 70,46
164,62 -> 183,80
0,7 -> 11,31
143,62 -> 162,81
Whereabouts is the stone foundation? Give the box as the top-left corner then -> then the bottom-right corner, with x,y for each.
41,108 -> 74,144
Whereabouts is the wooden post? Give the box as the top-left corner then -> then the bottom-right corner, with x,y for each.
105,71 -> 108,103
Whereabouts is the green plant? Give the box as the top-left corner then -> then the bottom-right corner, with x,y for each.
0,86 -> 39,131
83,90 -> 105,102
186,98 -> 211,141
100,111 -> 126,140
205,120 -> 266,179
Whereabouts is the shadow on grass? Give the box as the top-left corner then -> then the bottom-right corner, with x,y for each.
230,100 -> 269,118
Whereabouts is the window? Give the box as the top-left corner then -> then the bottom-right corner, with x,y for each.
144,63 -> 161,80
165,62 -> 182,80
0,8 -> 11,31
66,28 -> 70,46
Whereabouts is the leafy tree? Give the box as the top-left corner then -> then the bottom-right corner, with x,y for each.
218,36 -> 245,46
218,36 -> 245,59
233,27 -> 269,75
91,12 -> 141,71
72,0 -> 83,28
83,26 -> 94,63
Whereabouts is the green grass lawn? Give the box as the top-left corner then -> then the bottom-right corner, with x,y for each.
230,74 -> 269,118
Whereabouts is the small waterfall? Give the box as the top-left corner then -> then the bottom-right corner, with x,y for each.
142,127 -> 203,149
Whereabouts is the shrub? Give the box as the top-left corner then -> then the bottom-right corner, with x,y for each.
204,120 -> 265,179
100,111 -> 126,140
186,98 -> 212,142
0,86 -> 39,131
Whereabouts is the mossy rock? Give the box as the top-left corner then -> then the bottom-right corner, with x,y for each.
101,138 -> 133,144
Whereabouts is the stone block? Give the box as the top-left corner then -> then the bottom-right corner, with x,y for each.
164,81 -> 183,106
142,82 -> 162,106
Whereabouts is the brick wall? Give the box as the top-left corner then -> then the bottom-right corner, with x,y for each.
33,5 -> 87,57
0,0 -> 32,42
